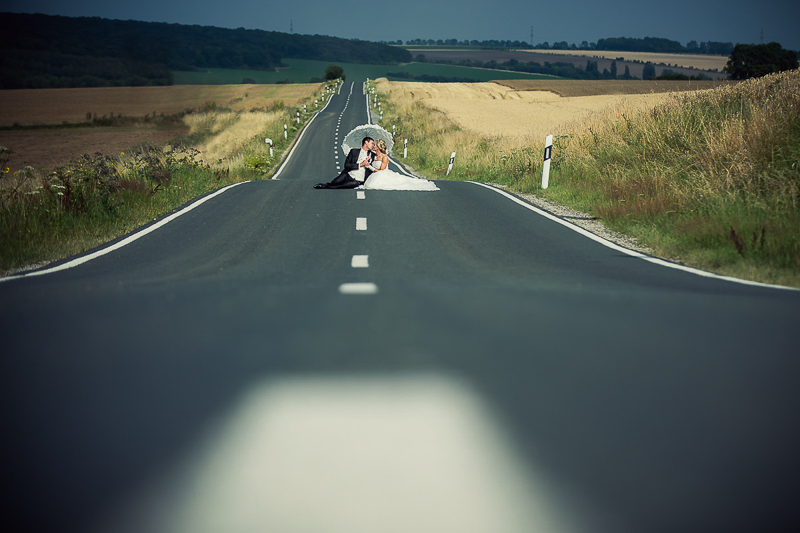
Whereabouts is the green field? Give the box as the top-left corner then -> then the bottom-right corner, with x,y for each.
171,59 -> 557,85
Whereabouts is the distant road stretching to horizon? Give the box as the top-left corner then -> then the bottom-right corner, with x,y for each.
1,81 -> 799,533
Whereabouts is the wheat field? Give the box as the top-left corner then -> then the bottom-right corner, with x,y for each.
379,80 -> 674,142
513,49 -> 729,71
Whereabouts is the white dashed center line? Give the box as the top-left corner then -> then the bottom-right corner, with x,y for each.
357,191 -> 365,200
351,255 -> 369,268
339,283 -> 378,294
356,217 -> 367,231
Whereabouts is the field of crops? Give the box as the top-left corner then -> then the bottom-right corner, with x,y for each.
380,80 -> 680,141
514,49 -> 729,71
0,84 -> 320,172
411,49 -> 727,80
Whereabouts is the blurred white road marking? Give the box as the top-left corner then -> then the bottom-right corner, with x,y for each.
356,217 -> 367,231
351,255 -> 369,268
357,191 -> 365,200
339,282 -> 378,294
107,375 -> 583,533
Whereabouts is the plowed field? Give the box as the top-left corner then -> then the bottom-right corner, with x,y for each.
0,84 -> 319,172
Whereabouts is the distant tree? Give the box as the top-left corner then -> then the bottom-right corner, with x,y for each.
241,77 -> 256,84
724,42 -> 799,79
580,41 -> 589,50
324,64 -> 345,81
610,60 -> 617,78
642,62 -> 656,79
623,65 -> 632,79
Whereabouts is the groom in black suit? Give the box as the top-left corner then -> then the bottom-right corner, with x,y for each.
314,137 -> 376,189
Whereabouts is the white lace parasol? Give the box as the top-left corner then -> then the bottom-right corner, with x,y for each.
342,124 -> 394,155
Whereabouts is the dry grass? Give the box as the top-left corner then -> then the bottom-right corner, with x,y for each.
558,69 -> 800,207
186,110 -> 287,169
512,49 -> 729,71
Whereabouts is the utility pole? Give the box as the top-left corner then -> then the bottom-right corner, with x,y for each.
760,28 -> 763,44
530,26 -> 534,48
290,19 -> 293,34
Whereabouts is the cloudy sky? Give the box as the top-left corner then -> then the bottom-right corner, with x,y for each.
4,0 -> 799,50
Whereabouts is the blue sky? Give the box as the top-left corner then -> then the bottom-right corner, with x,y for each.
4,0 -> 799,51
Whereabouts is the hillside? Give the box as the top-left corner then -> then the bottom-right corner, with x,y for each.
0,12 -> 411,89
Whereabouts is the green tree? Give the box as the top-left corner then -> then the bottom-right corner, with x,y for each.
642,62 -> 656,79
324,64 -> 345,81
724,42 -> 799,80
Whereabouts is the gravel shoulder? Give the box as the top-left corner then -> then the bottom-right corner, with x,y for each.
491,184 -> 656,255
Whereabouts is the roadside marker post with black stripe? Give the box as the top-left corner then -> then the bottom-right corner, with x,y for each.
542,134 -> 553,189
265,138 -> 273,157
446,151 -> 456,176
404,139 -> 408,159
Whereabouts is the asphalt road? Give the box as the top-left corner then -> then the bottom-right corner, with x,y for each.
2,81 -> 799,533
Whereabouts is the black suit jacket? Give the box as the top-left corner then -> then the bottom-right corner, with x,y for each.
343,148 -> 374,180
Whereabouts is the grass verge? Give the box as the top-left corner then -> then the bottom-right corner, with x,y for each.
372,71 -> 800,287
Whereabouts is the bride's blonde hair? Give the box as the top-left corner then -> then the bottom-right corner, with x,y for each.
376,139 -> 387,153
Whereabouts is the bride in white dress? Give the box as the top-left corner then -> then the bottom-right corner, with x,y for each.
362,139 -> 439,191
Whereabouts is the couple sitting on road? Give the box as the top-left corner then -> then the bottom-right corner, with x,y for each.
314,136 -> 438,191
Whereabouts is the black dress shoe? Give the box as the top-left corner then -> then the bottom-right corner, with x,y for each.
313,183 -> 326,189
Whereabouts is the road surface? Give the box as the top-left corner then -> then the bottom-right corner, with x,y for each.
2,81 -> 799,533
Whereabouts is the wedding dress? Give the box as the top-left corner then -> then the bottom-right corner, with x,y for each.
362,162 -> 439,191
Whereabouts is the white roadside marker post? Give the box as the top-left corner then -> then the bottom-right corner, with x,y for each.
303,104 -> 307,113
542,134 -> 553,189
446,152 -> 456,176
296,111 -> 300,124
392,125 -> 396,136
265,138 -> 273,157
284,124 -> 288,140
404,139 -> 408,159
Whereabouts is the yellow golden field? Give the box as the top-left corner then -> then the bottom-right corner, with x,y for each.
380,80 -> 682,141
513,49 -> 730,71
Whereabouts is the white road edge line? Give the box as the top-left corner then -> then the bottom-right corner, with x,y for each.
339,282 -> 378,294
351,255 -> 369,268
356,217 -> 367,231
467,181 -> 799,292
1,182 -> 248,283
271,88 -> 335,181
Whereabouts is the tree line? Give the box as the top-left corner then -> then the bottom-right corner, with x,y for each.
595,37 -> 734,56
392,36 -> 737,56
0,12 -> 411,89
